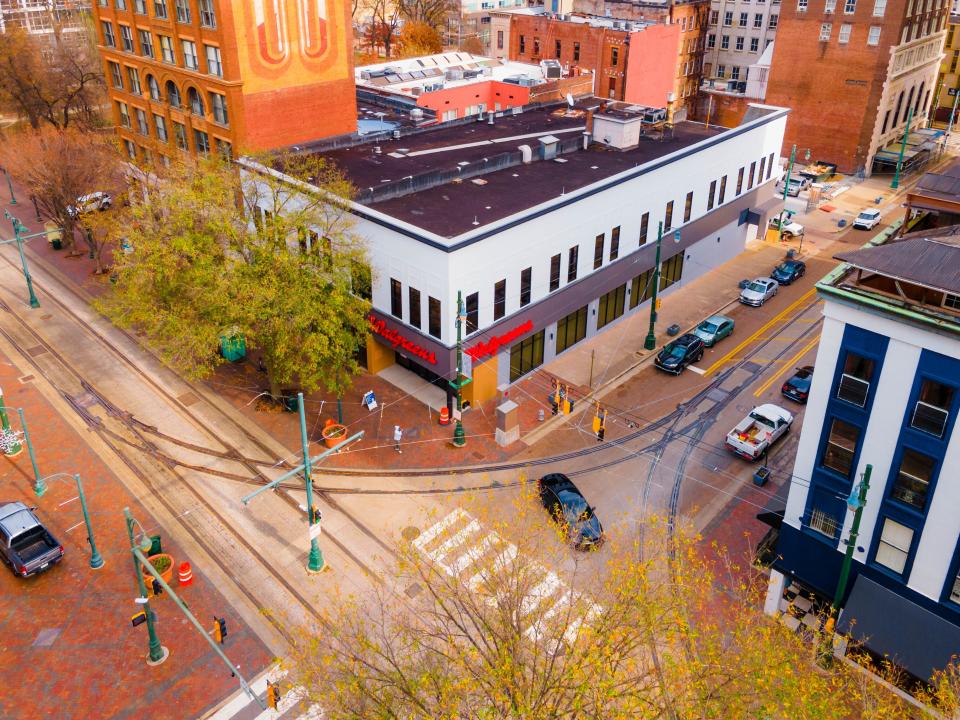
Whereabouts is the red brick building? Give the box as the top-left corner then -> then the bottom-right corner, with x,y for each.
92,0 -> 358,161
507,10 -> 707,117
766,0 -> 948,175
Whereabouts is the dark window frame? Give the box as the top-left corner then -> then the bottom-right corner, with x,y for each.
408,287 -> 421,328
390,278 -> 403,319
494,279 -> 506,320
520,267 -> 532,307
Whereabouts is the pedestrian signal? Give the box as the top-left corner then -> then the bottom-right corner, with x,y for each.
131,611 -> 147,627
267,681 -> 281,709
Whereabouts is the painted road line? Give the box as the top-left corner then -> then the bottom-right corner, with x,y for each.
412,508 -> 466,550
429,519 -> 482,565
753,334 -> 822,397
448,534 -> 497,574
687,365 -> 706,375
704,288 -> 817,376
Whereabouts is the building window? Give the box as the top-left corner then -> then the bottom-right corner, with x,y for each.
109,62 -> 124,89
154,114 -> 167,142
568,246 -> 578,282
173,121 -> 187,150
724,10 -> 733,25
533,37 -> 540,55
708,180 -> 716,210
721,34 -> 730,49
188,87 -> 204,116
950,567 -> 960,604
844,0 -> 856,12
465,292 -> 479,335
661,253 -> 684,288
519,35 -> 525,53
839,23 -> 852,42
798,0 -> 808,10
608,77 -> 616,98
809,506 -> 840,538
610,226 -> 620,261
166,80 -> 181,108
754,12 -> 763,27
497,31 -> 504,50
116,0 -> 127,8
891,449 -> 935,511
912,378 -> 954,437
160,35 -> 174,63
767,153 -> 774,180
710,9 -> 719,24
210,92 -> 228,125
408,288 -> 421,329
768,13 -> 778,27
750,37 -> 760,51
759,157 -> 766,181
683,192 -> 693,223
875,518 -> 913,574
873,0 -> 885,13
629,269 -> 654,309
124,139 -> 137,160
199,0 -> 216,27
215,138 -> 232,159
731,66 -> 741,81
867,25 -> 881,44
597,285 -> 626,329
120,25 -> 134,52
520,267 -> 532,307
717,65 -> 726,78
573,41 -> 580,61
739,11 -> 748,25
102,21 -> 116,47
820,22 -> 832,40
428,297 -> 441,339
593,234 -> 604,270
736,167 -> 744,194
135,0 -> 146,12
549,254 -> 561,292
556,306 -> 587,354
639,212 -> 649,245
206,45 -> 222,77
390,278 -> 402,318
821,418 -> 860,477
837,352 -> 875,406
611,46 -> 618,66
127,66 -> 142,95
117,101 -> 130,127
175,0 -> 190,23
494,279 -> 506,320
138,30 -> 154,58
707,33 -> 716,48
664,201 -> 674,231
735,36 -> 744,50
510,330 -> 544,381
154,0 -> 168,19
748,161 -> 756,190
182,40 -> 198,70
135,107 -> 149,135
719,176 -> 727,203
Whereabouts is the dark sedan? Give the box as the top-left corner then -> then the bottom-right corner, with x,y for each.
771,260 -> 806,285
537,473 -> 604,551
654,334 -> 705,375
781,366 -> 814,403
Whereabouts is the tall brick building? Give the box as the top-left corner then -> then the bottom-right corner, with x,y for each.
92,0 -> 357,161
766,0 -> 948,175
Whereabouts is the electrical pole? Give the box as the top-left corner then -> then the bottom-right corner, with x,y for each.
778,144 -> 797,244
892,106 -> 914,189
643,222 -> 664,351
298,392 -> 324,573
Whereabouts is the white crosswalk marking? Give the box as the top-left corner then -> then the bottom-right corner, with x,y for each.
414,509 -> 601,650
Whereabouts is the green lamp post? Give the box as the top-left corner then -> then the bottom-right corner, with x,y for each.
297,392 -> 325,574
643,224 -> 680,351
3,210 -> 40,308
124,507 -> 168,665
891,107 -> 915,190
2,166 -> 16,205
44,472 -> 103,569
450,291 -> 470,448
777,145 -> 811,244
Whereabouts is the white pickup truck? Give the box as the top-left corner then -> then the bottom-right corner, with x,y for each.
724,404 -> 794,460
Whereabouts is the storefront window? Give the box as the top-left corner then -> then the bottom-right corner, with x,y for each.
510,330 -> 544,382
630,269 -> 654,309
556,306 -> 587,354
597,285 -> 626,329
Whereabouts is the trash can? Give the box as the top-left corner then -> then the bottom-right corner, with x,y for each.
219,332 -> 246,362
149,535 -> 162,555
753,466 -> 771,486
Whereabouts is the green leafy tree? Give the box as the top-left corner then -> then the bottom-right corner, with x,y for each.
97,153 -> 371,400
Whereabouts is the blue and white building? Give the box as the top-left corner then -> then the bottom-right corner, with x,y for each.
766,227 -> 960,681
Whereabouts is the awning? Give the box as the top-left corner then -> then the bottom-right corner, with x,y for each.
837,575 -> 960,680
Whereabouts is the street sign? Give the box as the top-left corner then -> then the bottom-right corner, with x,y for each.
309,522 -> 322,540
362,390 -> 377,411
461,352 -> 472,379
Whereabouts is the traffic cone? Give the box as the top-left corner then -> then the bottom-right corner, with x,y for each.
439,406 -> 450,425
178,561 -> 194,586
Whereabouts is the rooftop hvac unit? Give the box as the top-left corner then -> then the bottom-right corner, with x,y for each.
445,68 -> 464,80
541,59 -> 562,79
410,107 -> 425,120
641,107 -> 667,124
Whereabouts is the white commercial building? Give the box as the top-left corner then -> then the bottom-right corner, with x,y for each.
766,227 -> 960,681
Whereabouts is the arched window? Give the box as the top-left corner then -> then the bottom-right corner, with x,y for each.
146,74 -> 160,101
905,86 -> 916,122
166,80 -> 181,109
914,80 -> 925,114
893,90 -> 905,127
188,87 -> 204,117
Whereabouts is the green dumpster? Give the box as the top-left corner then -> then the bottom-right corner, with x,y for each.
220,332 -> 246,362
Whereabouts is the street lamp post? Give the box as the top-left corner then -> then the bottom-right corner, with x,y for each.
43,472 -> 103,569
18,408 -> 43,496
777,145 -> 811,245
450,291 -> 469,448
2,167 -> 17,205
297,392 -> 324,574
891,106 -> 915,190
124,507 -> 168,665
643,222 -> 664,351
3,211 -> 40,308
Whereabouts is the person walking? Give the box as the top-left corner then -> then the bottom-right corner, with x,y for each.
393,425 -> 403,454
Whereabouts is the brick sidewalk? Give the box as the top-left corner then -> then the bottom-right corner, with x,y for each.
0,346 -> 272,720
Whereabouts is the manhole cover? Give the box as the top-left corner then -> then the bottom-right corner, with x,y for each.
32,628 -> 61,647
706,388 -> 729,403
401,526 -> 421,541
27,345 -> 47,357
741,361 -> 761,374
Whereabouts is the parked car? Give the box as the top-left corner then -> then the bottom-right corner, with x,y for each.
771,260 -> 807,285
853,208 -> 881,230
739,277 -> 779,306
777,177 -> 809,197
769,217 -> 805,238
0,502 -> 64,577
693,314 -> 735,347
782,365 -> 815,404
67,191 -> 112,218
537,473 -> 604,550
654,333 -> 705,374
724,404 -> 794,460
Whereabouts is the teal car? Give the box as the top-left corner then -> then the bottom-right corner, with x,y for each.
693,314 -> 735,347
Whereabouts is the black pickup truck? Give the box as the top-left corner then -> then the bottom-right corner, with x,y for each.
0,502 -> 64,577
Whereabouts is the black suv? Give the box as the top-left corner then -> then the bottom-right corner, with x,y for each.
537,474 -> 604,551
654,334 -> 705,375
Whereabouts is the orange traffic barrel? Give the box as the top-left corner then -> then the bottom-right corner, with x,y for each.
439,406 -> 450,425
178,561 -> 194,586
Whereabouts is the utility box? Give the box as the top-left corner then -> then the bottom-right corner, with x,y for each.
495,400 -> 520,447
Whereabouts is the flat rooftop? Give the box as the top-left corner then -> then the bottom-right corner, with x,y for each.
310,106 -> 722,238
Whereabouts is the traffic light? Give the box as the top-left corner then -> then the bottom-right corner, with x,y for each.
266,681 -> 281,709
310,507 -> 322,524
655,297 -> 662,311
131,611 -> 146,627
213,616 -> 227,644
595,407 -> 607,442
